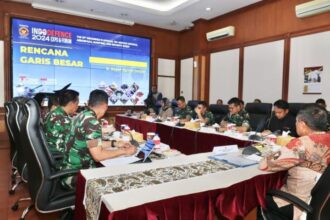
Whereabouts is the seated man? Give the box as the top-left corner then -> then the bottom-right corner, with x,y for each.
220,97 -> 250,132
239,99 -> 245,109
216,99 -> 223,105
62,90 -> 136,188
315,98 -> 327,109
194,101 -> 214,126
262,99 -> 297,136
150,86 -> 163,113
316,98 -> 330,131
259,105 -> 330,220
44,89 -> 79,154
175,96 -> 193,122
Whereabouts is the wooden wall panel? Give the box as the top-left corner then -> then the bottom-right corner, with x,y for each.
178,0 -> 330,103
0,109 -> 8,142
179,0 -> 330,57
2,0 -> 330,107
0,8 -> 4,41
179,30 -> 194,59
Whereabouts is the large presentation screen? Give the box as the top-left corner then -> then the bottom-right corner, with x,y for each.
11,18 -> 151,106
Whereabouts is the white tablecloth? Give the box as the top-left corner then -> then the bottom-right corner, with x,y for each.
81,152 -> 270,217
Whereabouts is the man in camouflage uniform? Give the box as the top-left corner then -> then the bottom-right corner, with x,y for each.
62,90 -> 136,188
44,90 -> 79,154
194,101 -> 215,125
221,97 -> 250,132
175,96 -> 193,121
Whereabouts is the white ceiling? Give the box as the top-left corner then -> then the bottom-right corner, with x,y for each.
10,0 -> 263,31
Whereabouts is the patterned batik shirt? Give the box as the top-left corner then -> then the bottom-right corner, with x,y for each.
222,109 -> 250,128
259,132 -> 330,219
63,108 -> 102,170
43,106 -> 71,153
175,105 -> 193,120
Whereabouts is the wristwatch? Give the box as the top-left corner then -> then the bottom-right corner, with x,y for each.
111,140 -> 117,148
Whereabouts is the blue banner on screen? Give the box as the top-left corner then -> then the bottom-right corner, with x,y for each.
11,18 -> 151,106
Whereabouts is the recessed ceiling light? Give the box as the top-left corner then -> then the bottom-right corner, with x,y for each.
206,7 -> 211,11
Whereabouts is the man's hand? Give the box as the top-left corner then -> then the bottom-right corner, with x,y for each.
236,126 -> 248,133
123,146 -> 137,156
115,140 -> 134,149
261,130 -> 272,136
220,121 -> 227,128
195,107 -> 201,115
102,125 -> 116,134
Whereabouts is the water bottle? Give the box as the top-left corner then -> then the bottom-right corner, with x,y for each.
153,134 -> 161,148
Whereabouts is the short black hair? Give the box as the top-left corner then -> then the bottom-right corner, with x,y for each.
58,89 -> 79,106
274,99 -> 289,110
228,97 -> 241,106
316,98 -> 326,106
176,96 -> 186,102
198,101 -> 208,108
48,94 -> 59,109
88,89 -> 108,107
239,99 -> 244,105
297,104 -> 328,131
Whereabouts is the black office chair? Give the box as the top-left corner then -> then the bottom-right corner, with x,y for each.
4,101 -> 19,186
6,97 -> 30,195
245,103 -> 273,131
187,100 -> 200,110
262,166 -> 330,220
288,103 -> 313,118
209,104 -> 229,124
17,98 -> 77,219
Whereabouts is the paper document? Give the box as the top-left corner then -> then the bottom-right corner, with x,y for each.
212,145 -> 238,155
209,154 -> 258,167
244,154 -> 262,162
101,156 -> 141,167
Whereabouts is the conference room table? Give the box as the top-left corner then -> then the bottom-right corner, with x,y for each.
74,152 -> 287,220
115,114 -> 253,155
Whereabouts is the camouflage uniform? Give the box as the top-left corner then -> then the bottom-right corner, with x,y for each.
62,108 -> 101,188
202,111 -> 215,125
175,105 -> 193,120
43,106 -> 71,154
222,109 -> 250,128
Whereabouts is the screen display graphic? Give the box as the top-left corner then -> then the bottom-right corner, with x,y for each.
11,18 -> 151,106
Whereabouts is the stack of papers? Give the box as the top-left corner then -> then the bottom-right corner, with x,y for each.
209,154 -> 258,167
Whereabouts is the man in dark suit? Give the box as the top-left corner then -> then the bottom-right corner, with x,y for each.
262,99 -> 297,137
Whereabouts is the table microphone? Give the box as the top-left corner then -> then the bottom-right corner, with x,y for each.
248,120 -> 266,141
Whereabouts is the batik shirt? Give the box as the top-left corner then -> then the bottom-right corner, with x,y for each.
259,132 -> 330,219
43,106 -> 71,153
175,105 -> 193,120
222,109 -> 250,128
63,108 -> 102,170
